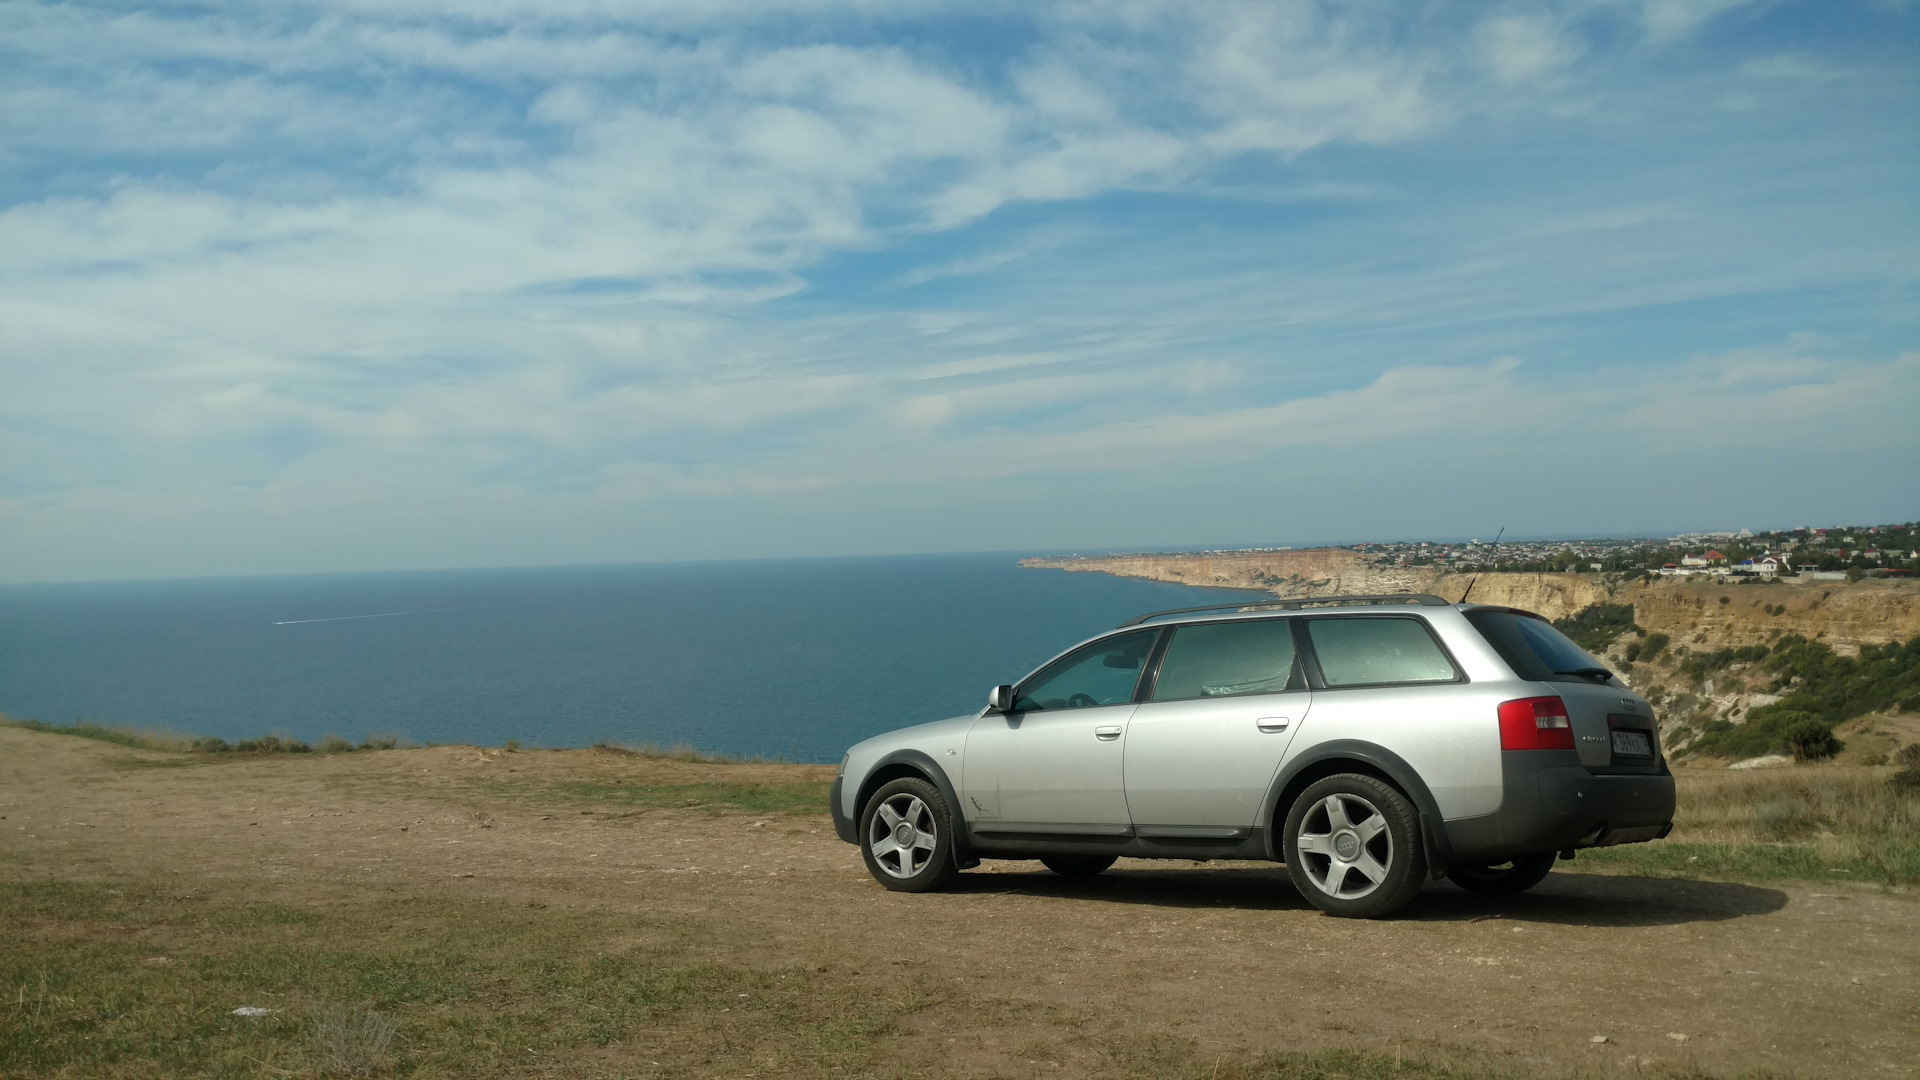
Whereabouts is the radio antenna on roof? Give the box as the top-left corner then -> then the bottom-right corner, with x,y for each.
1458,526 -> 1505,605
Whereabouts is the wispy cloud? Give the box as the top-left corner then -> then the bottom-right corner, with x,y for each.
0,0 -> 1914,580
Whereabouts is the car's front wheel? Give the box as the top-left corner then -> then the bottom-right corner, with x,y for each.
859,777 -> 960,892
1446,852 -> 1557,894
1282,773 -> 1426,919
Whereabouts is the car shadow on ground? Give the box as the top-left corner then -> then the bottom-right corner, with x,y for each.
1407,871 -> 1789,927
951,865 -> 1789,926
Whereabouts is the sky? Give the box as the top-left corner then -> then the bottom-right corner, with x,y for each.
2,0 -> 1916,583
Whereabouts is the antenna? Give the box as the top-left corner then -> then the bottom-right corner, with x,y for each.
1458,526 -> 1505,605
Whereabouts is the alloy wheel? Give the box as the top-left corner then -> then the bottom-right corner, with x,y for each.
866,792 -> 938,879
1295,791 -> 1394,899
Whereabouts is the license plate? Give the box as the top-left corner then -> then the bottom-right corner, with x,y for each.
1611,729 -> 1652,757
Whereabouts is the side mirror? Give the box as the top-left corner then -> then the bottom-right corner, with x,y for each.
987,684 -> 1016,713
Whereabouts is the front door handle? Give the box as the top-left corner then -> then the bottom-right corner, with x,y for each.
1094,725 -> 1123,740
1256,717 -> 1290,733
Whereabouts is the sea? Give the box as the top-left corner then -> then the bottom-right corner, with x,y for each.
0,554 -> 1269,763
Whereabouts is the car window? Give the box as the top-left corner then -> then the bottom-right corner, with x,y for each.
1150,620 -> 1298,701
1463,609 -> 1605,681
1015,630 -> 1156,711
1307,617 -> 1458,687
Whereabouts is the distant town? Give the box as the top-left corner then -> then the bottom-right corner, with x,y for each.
1162,521 -> 1919,580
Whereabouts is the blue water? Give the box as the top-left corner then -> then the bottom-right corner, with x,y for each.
0,555 -> 1269,762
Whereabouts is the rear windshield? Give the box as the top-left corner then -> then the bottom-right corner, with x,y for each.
1464,609 -> 1607,682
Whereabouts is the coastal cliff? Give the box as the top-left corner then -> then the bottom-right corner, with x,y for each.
1019,548 -> 1610,620
1021,550 -> 1920,648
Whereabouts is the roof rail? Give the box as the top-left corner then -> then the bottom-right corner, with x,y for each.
1118,593 -> 1452,628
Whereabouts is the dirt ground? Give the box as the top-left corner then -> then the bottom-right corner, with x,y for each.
3,727 -> 1917,1079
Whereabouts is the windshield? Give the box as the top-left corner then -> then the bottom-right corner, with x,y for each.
1463,609 -> 1608,681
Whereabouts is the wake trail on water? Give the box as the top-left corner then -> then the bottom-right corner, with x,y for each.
271,610 -> 430,626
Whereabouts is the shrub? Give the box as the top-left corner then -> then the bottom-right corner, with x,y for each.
503,739 -> 521,752
190,737 -> 232,753
1678,644 -> 1770,679
1552,603 -> 1639,653
1785,717 -> 1842,761
234,735 -> 312,754
319,734 -> 355,754
1755,797 -> 1815,839
1640,632 -> 1670,662
358,736 -> 399,750
1898,743 -> 1920,769
1692,708 -> 1820,760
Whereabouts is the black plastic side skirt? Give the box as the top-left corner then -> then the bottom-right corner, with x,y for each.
966,826 -> 1270,862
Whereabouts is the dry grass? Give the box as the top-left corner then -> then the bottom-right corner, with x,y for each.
1581,764 -> 1920,884
588,740 -> 797,764
4,723 -> 1916,1078
309,1006 -> 400,1077
0,716 -> 192,753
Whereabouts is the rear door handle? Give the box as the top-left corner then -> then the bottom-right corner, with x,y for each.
1256,717 -> 1290,733
1094,725 -> 1123,740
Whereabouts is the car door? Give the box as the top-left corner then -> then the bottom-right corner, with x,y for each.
961,629 -> 1156,833
1123,618 -> 1310,831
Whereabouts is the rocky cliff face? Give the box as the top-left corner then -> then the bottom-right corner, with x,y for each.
1021,549 -> 1611,621
1626,579 -> 1920,651
1022,550 -> 1920,647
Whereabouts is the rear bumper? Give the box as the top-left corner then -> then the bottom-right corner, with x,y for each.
829,774 -> 857,844
1443,752 -> 1675,863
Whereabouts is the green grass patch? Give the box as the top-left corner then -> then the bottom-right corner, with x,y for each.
0,875 -> 1657,1080
1576,839 -> 1920,887
0,878 -> 904,1078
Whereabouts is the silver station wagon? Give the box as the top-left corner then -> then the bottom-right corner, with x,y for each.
830,594 -> 1675,918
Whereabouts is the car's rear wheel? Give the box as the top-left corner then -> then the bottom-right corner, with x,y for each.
1446,852 -> 1557,894
1040,855 -> 1117,877
1282,773 -> 1426,919
859,777 -> 960,893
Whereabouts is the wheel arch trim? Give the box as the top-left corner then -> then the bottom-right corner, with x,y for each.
1262,739 -> 1454,872
856,749 -> 975,867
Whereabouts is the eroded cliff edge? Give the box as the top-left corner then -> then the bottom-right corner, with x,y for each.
1020,549 -> 1920,648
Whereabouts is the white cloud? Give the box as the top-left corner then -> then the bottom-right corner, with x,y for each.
1638,0 -> 1764,42
0,0 -> 1913,580
1477,15 -> 1584,84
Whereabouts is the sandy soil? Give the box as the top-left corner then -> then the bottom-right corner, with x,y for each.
3,727 -> 1916,1078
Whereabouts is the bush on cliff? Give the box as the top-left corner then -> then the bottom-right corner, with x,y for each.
1552,603 -> 1639,653
1785,715 -> 1842,760
1639,632 -> 1670,662
1687,634 -> 1920,759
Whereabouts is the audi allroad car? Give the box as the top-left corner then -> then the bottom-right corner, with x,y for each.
830,593 -> 1675,918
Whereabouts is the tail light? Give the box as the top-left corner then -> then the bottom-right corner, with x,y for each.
1499,696 -> 1574,751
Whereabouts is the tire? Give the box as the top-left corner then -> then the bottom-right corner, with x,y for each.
1040,855 -> 1117,877
1446,852 -> 1557,894
859,777 -> 961,893
1282,773 -> 1427,919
